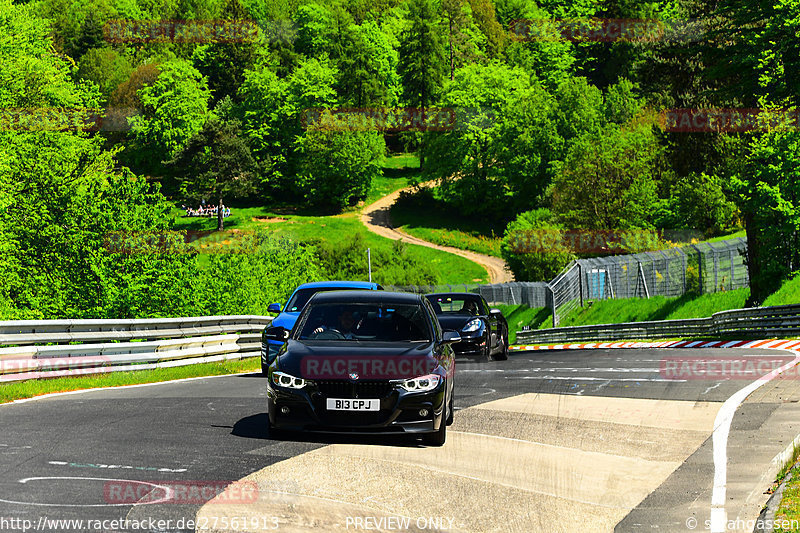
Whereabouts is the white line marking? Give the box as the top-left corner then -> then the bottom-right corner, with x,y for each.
519,376 -> 684,382
710,348 -> 800,533
1,371 -> 256,407
0,477 -> 172,507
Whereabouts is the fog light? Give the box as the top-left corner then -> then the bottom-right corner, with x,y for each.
419,408 -> 429,417
280,406 -> 290,415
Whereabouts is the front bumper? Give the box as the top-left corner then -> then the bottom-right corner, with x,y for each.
451,331 -> 488,356
267,380 -> 445,435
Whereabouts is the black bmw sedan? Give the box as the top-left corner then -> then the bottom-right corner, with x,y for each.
263,290 -> 459,446
425,292 -> 509,361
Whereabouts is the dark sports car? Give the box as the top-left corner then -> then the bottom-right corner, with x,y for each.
425,292 -> 509,361
263,290 -> 458,446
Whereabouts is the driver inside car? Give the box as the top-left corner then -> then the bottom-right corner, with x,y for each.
313,309 -> 360,339
460,300 -> 478,316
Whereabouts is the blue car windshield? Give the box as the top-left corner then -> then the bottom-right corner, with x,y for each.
296,303 -> 432,342
285,287 -> 353,313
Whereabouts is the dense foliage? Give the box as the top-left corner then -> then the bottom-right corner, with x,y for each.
1,0 -> 798,314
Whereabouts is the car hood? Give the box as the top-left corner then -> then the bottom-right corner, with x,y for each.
436,314 -> 482,331
276,340 -> 437,380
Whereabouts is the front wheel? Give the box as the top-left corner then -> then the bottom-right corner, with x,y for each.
446,392 -> 454,426
424,397 -> 448,446
491,331 -> 509,361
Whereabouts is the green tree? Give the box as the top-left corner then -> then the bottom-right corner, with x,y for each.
128,59 -> 212,169
425,63 -> 561,217
76,47 -> 133,101
441,0 -> 486,80
167,117 -> 258,230
295,127 -> 385,209
731,128 -> 800,305
398,0 -> 447,111
501,209 -> 576,281
550,121 -> 667,230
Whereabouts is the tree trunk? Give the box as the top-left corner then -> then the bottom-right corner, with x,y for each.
743,212 -> 762,306
217,197 -> 224,231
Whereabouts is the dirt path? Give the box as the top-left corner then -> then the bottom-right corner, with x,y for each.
360,181 -> 514,284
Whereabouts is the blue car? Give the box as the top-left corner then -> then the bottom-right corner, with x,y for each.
261,281 -> 383,374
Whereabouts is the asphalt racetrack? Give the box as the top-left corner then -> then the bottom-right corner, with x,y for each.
2,347 -> 800,533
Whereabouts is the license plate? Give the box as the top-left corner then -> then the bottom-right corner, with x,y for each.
326,398 -> 380,411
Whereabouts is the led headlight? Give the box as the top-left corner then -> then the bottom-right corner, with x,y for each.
270,371 -> 308,389
462,318 -> 483,332
394,374 -> 441,392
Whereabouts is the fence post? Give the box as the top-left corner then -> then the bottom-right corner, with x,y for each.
547,284 -> 557,327
577,262 -> 584,308
690,244 -> 703,294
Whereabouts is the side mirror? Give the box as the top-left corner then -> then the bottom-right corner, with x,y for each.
264,326 -> 289,342
490,308 -> 502,316
441,330 -> 461,345
267,303 -> 281,314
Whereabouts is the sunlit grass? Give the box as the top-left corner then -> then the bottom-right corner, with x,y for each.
0,358 -> 261,404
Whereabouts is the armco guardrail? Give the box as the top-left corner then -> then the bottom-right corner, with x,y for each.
0,315 -> 272,382
515,303 -> 800,344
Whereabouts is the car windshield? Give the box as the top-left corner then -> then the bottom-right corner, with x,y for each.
285,287 -> 359,313
425,295 -> 484,316
296,302 -> 432,342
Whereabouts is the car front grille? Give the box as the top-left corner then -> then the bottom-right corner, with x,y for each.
315,380 -> 393,399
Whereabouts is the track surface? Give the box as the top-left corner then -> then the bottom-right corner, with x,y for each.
2,348 -> 799,533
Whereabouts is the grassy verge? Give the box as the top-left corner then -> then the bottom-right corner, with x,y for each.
363,153 -> 420,205
773,445 -> 800,532
549,289 -> 750,329
764,273 -> 800,306
496,304 -> 550,344
0,358 -> 260,404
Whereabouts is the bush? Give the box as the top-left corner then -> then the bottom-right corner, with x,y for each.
313,233 -> 438,285
501,209 -> 576,281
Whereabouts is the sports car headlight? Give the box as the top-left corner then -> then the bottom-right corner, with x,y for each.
462,318 -> 483,332
394,374 -> 441,392
271,371 -> 308,389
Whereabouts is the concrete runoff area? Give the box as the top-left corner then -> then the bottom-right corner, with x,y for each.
197,393 -> 723,532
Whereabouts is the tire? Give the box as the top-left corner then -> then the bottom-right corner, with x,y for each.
446,392 -> 454,426
267,419 -> 284,441
424,395 -> 448,446
491,331 -> 509,361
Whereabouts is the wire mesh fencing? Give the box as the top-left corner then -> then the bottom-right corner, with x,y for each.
387,237 -> 749,327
